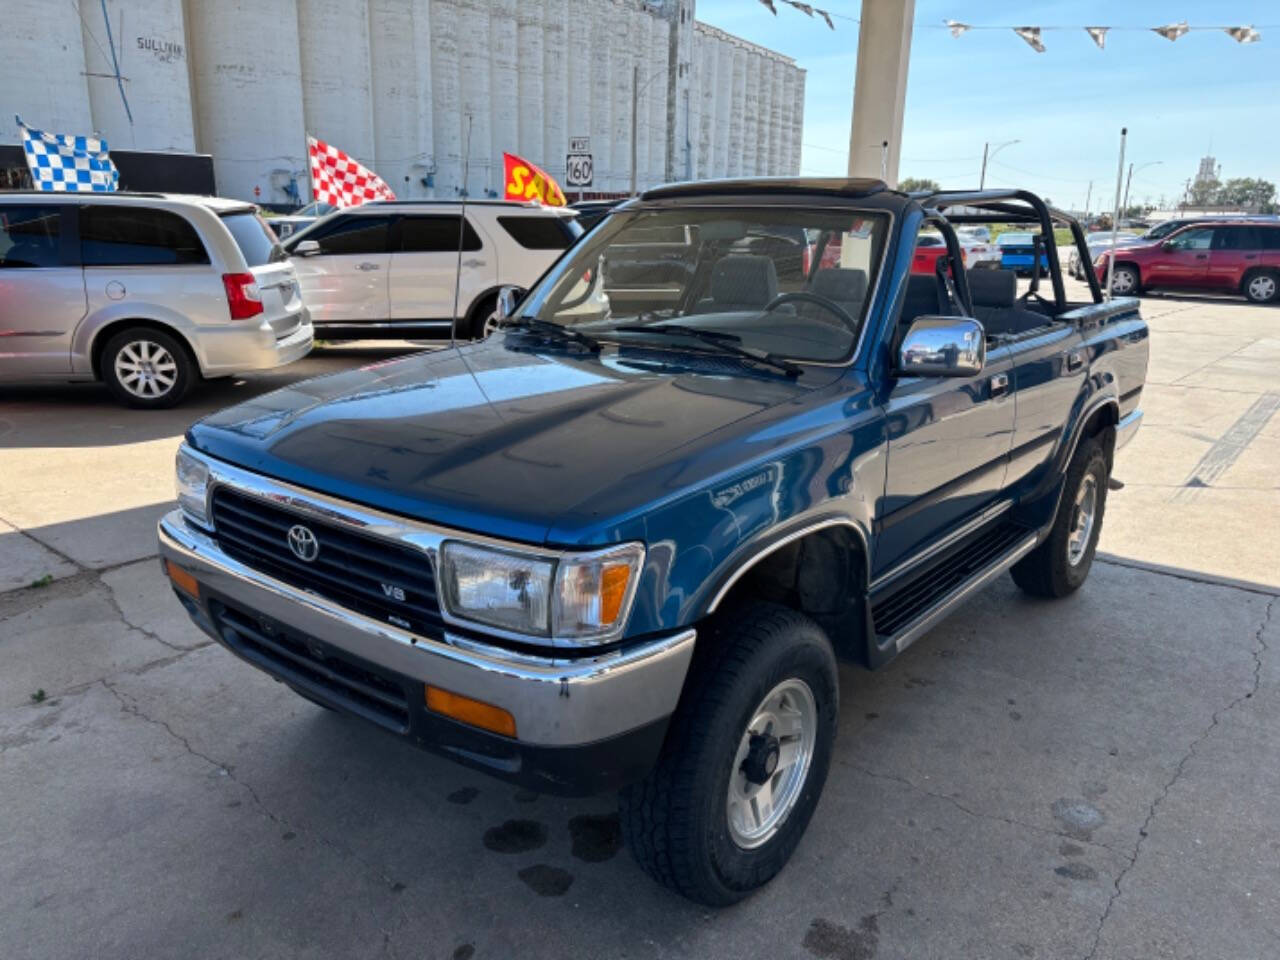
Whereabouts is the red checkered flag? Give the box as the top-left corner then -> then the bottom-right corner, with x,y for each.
307,135 -> 395,207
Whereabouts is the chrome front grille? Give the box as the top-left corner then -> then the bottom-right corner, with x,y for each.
209,487 -> 444,636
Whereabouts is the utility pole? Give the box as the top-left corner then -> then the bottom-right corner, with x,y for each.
1122,163 -> 1134,220
1084,180 -> 1093,221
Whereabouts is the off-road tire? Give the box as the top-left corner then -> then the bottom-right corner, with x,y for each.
619,602 -> 838,906
1011,437 -> 1109,598
100,327 -> 195,408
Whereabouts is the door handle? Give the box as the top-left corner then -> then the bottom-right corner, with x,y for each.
1065,350 -> 1084,372
461,258 -> 486,269
355,262 -> 380,271
989,372 -> 1010,398
1244,254 -> 1259,260
1195,254 -> 1208,260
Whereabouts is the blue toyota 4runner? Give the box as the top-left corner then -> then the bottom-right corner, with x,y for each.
160,180 -> 1148,905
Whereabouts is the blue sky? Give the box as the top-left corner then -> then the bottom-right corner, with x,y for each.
695,0 -> 1279,210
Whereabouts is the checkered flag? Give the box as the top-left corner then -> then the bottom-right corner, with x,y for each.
308,136 -> 395,207
17,116 -> 119,192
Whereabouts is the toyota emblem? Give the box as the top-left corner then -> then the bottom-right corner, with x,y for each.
286,524 -> 320,562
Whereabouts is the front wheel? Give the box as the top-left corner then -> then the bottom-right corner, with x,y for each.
619,602 -> 838,906
466,293 -> 501,340
1011,436 -> 1109,598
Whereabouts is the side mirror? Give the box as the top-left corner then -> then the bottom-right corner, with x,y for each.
293,239 -> 321,257
897,316 -> 986,377
1161,241 -> 1175,252
496,285 -> 524,321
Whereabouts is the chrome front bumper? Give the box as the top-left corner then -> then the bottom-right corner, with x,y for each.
1116,407 -> 1143,452
158,511 -> 695,747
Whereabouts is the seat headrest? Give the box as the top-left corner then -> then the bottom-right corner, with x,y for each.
967,268 -> 1016,308
811,268 -> 868,303
710,255 -> 778,307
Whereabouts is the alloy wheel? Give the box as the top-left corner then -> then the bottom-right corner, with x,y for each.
114,340 -> 178,399
1067,474 -> 1098,567
726,678 -> 817,849
1247,274 -> 1276,303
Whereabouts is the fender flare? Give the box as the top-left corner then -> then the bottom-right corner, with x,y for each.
700,515 -> 872,618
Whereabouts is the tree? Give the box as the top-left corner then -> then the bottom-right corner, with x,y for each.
1219,177 -> 1276,212
898,177 -> 940,193
1189,177 -> 1221,207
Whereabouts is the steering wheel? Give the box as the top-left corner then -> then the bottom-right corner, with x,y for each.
762,291 -> 857,332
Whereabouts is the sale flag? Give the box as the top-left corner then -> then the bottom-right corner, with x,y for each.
503,152 -> 567,206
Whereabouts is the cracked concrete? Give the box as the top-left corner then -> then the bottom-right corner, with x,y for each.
2,308 -> 1279,959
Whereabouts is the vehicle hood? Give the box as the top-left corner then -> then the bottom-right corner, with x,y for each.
188,338 -> 833,545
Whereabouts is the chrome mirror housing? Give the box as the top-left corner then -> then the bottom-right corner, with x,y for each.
897,316 -> 986,377
293,239 -> 321,257
496,285 -> 524,321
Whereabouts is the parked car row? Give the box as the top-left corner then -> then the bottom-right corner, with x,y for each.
1094,220 -> 1280,303
0,193 -> 584,406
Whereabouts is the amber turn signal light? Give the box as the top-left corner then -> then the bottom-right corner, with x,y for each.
425,685 -> 517,739
165,559 -> 200,598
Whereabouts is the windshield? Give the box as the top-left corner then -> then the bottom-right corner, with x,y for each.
517,206 -> 889,364
221,211 -> 285,266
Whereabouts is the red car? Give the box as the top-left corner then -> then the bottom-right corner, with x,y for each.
1095,221 -> 1280,304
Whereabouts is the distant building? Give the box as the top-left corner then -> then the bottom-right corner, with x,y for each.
0,0 -> 805,204
1194,155 -> 1219,186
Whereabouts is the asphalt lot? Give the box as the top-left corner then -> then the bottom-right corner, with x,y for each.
2,290 -> 1278,960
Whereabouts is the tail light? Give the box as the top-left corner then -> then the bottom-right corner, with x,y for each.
222,272 -> 263,320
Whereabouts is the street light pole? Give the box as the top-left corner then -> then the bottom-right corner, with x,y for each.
1121,160 -> 1162,219
979,139 -> 1020,189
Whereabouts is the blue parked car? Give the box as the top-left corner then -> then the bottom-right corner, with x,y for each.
160,179 -> 1148,905
998,230 -> 1051,274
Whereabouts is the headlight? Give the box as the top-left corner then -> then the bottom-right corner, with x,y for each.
439,541 -> 644,644
175,447 -> 211,528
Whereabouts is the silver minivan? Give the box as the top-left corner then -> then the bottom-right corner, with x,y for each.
0,192 -> 312,407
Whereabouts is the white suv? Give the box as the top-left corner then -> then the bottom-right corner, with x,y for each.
0,192 -> 312,407
282,200 -> 582,340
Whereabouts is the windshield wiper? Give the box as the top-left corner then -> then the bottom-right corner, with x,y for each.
501,316 -> 601,352
612,323 -> 801,377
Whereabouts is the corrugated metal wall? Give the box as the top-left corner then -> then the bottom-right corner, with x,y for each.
1,0 -> 806,203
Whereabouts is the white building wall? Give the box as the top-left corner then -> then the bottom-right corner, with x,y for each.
790,69 -> 805,175
694,32 -> 716,180
609,3 -> 631,192
726,45 -> 745,178
517,0 -> 545,171
186,0 -> 306,204
754,57 -> 772,176
1,1 -> 93,144
409,0 -> 435,196
767,58 -> 784,176
370,0 -> 427,198
4,1 -> 799,199
712,37 -> 732,178
542,0 -> 569,178
297,0 -> 375,169
647,16 -> 669,187
430,0 -> 462,196
741,54 -> 760,177
587,2 -> 611,190
80,0 -> 195,152
490,0 -> 518,193
456,0 -> 492,195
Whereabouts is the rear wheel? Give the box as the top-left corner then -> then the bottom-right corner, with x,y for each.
619,602 -> 838,906
466,293 -> 501,340
1243,270 -> 1278,304
1011,436 -> 1109,598
100,328 -> 195,408
1109,265 -> 1140,296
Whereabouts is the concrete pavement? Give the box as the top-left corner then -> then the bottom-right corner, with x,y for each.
2,301 -> 1279,959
